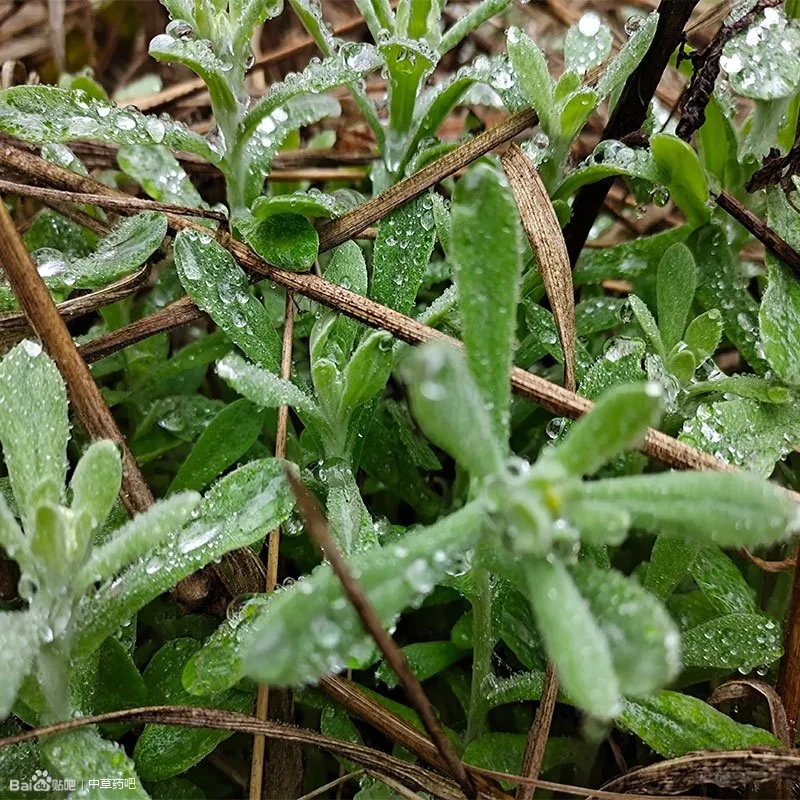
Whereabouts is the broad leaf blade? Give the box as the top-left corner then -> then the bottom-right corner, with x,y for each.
681,614 -> 782,670
657,243 -> 696,351
70,440 -> 122,532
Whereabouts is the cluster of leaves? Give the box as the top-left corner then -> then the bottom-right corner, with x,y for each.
1,0 -> 800,796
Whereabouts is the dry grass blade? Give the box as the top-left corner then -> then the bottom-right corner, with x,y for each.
0,706 -> 482,800
502,143 -> 576,392
0,201 -> 153,515
296,770 -> 364,800
47,0 -> 65,72
708,679 -> 791,746
601,747 -> 800,794
249,291 -> 297,800
0,179 -> 228,220
284,469 -> 478,799
515,663 -> 559,800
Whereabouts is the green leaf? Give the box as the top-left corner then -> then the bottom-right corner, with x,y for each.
216,353 -> 317,414
565,13 -> 612,76
376,641 -> 463,688
689,544 -> 756,616
657,243 -> 696,351
244,500 -> 485,685
698,93 -> 742,191
682,614 -> 782,670
174,229 -> 282,372
169,399 -> 266,493
30,503 -> 86,586
77,492 -> 201,591
42,728 -> 148,799
340,331 -> 393,412
134,639 -> 252,781
691,225 -> 766,371
628,295 -> 666,359
553,382 -> 663,477
595,11 -> 658,102
683,309 -> 723,365
244,213 -> 319,272
686,375 -> 792,404
250,188 -> 350,220
507,27 -> 554,134
70,441 -> 122,532
618,690 -> 781,759
0,342 -> 68,526
73,459 -> 294,655
759,192 -> 800,384
118,144 -> 203,207
452,161 -> 523,444
32,211 -> 166,294
522,557 -> 619,718
569,561 -> 680,696
0,492 -> 30,574
650,134 -> 710,228
666,347 -> 696,385
0,86 -> 215,161
233,0 -> 284,54
679,399 -> 800,476
721,7 -> 800,100
398,343 -> 504,479
440,0 -> 511,54
370,194 -> 436,314
0,609 -> 42,718
579,471 -> 799,548
644,535 -> 698,601
87,636 -> 147,716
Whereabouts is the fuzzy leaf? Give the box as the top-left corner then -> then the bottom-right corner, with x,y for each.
553,382 -> 663,477
244,212 -> 319,271
370,194 -> 436,314
70,440 -> 122,532
681,614 -> 782,670
398,343 -> 504,479
244,501 -> 485,685
507,27 -> 554,134
340,331 -> 393,412
118,144 -> 203,207
651,134 -> 710,228
0,86 -> 214,161
376,641 -> 463,688
0,609 -> 42,719
689,545 -> 756,616
657,243 -> 696,351
684,309 -> 723,365
565,13 -> 612,76
452,161 -> 523,444
628,295 -> 666,359
644,535 -> 698,601
174,228 -> 282,372
580,471 -> 799,548
595,11 -> 658,101
0,342 -> 68,526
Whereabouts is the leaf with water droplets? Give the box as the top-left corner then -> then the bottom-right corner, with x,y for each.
618,690 -> 781,759
0,342 -> 68,527
650,134 -> 710,228
580,471 -> 799,548
759,191 -> 800,385
0,86 -> 215,161
645,535 -> 698,602
507,27 -> 554,134
370,193 -> 436,314
340,330 -> 393,413
42,727 -> 148,799
0,609 -> 43,718
683,309 -> 723,365
70,440 -> 121,532
679,398 -> 800,476
251,188 -> 351,220
234,0 -> 284,54
565,13 -> 612,76
244,212 -> 319,271
73,459 -> 294,656
118,144 -> 203,207
376,640 -> 463,688
595,11 -> 658,102
682,613 -> 782,670
690,224 -> 767,372
452,161 -> 523,444
169,399 -> 266,493
690,544 -> 756,616
174,228 -> 282,373
553,382 -> 663,478
722,6 -> 800,100
243,500 -> 485,686
522,556 -> 620,719
77,492 -> 201,592
628,295 -> 666,359
133,639 -> 253,781
32,211 -> 167,295
398,343 -> 504,479
657,243 -> 696,351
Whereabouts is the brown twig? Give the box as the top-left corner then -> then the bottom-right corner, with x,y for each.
562,0 -> 700,265
249,291 -> 296,800
285,470 -> 478,799
0,202 -> 153,515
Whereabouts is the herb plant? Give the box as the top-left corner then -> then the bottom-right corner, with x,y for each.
1,0 -> 800,797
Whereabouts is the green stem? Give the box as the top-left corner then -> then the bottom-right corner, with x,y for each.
466,565 -> 492,742
38,641 -> 71,723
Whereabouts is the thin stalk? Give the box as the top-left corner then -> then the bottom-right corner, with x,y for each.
467,565 -> 492,743
249,292 -> 296,800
